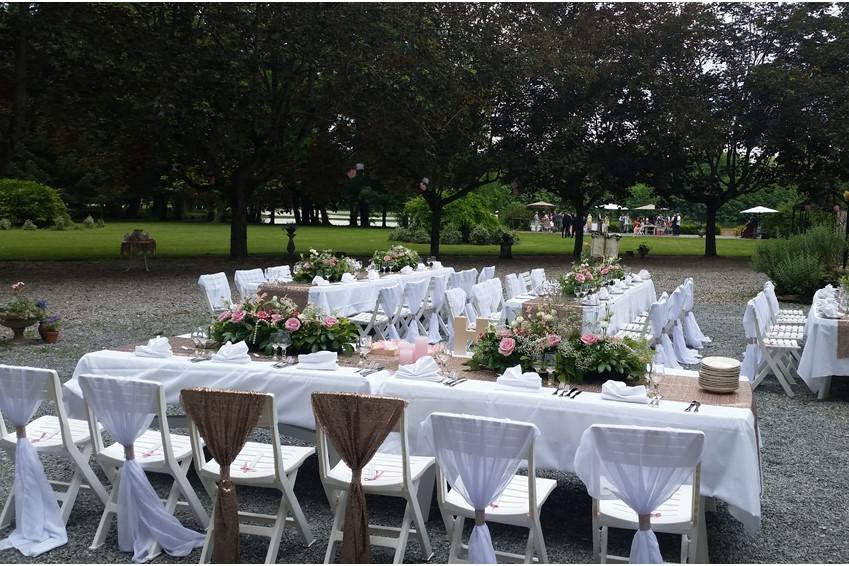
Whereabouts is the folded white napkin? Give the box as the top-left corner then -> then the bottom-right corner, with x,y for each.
367,270 -> 380,280
134,336 -> 172,358
416,263 -> 427,271
296,350 -> 339,371
400,266 -> 414,274
312,275 -> 330,286
638,269 -> 651,280
601,380 -> 649,404
495,364 -> 542,392
597,287 -> 611,300
395,356 -> 442,381
432,261 -> 443,269
613,281 -> 626,292
625,275 -> 633,285
211,340 -> 251,364
631,274 -> 643,282
341,272 -> 356,283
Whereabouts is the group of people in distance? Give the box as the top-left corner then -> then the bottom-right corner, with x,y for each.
529,210 -> 684,237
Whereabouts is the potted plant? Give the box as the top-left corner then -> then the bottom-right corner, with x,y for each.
0,282 -> 43,342
637,243 -> 650,258
40,314 -> 61,343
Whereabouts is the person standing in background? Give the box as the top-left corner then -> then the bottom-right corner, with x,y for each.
562,212 -> 572,238
554,211 -> 563,234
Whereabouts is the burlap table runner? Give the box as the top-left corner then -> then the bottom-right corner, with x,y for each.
115,337 -> 751,409
838,318 -> 849,359
256,282 -> 311,310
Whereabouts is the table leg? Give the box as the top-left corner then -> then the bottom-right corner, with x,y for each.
143,254 -> 150,272
818,376 -> 832,401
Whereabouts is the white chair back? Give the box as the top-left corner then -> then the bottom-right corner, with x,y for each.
378,284 -> 405,340
763,281 -> 781,321
427,413 -> 539,564
742,300 -> 762,381
519,272 -> 533,294
504,273 -> 524,300
478,266 -> 495,283
265,265 -> 292,282
530,269 -> 546,291
574,424 -> 704,564
198,272 -> 232,313
402,279 -> 430,342
449,269 -> 478,298
427,275 -> 449,343
234,268 -> 267,299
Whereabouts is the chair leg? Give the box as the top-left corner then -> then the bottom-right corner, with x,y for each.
532,516 -> 548,564
0,489 -> 14,529
448,515 -> 465,563
60,462 -> 84,524
591,516 -> 601,562
199,499 -> 216,564
407,486 -> 433,560
324,490 -> 347,564
90,467 -> 121,550
172,457 -> 210,527
69,443 -> 109,507
264,495 -> 289,564
599,525 -> 609,564
392,503 -> 413,564
281,472 -> 314,546
524,528 -> 536,563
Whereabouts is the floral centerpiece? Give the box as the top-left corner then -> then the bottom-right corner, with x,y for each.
292,249 -> 360,283
559,257 -> 625,295
372,245 -> 420,272
209,292 -> 358,354
0,282 -> 45,341
555,332 -> 652,385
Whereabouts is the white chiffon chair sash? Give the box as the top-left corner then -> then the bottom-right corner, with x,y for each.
197,273 -> 232,312
425,413 -> 539,564
574,425 -> 705,564
649,297 -> 680,369
753,292 -> 772,333
78,376 -> 204,563
504,274 -> 523,299
478,266 -> 495,283
459,269 -> 478,297
669,288 -> 701,365
682,278 -> 711,347
466,302 -> 478,326
742,301 -> 761,381
472,282 -> 493,318
403,279 -> 429,342
428,275 -> 448,343
530,269 -> 546,291
0,367 -> 67,557
443,288 -> 467,339
378,285 -> 403,340
763,281 -> 781,320
265,265 -> 292,282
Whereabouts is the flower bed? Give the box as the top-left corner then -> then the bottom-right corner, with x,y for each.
371,245 -> 420,272
292,249 -> 360,283
209,293 -> 358,354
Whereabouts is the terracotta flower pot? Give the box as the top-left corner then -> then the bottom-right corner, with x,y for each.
43,330 -> 59,344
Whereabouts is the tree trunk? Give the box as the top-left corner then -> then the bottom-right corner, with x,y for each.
382,205 -> 387,228
0,4 -> 28,174
320,206 -> 330,225
269,208 -> 275,224
229,184 -> 249,258
349,206 -> 357,227
429,203 -> 442,258
704,203 -> 718,257
359,200 -> 370,228
572,205 -> 585,260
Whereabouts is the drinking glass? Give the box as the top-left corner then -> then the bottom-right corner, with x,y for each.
268,331 -> 284,361
278,332 -> 292,361
358,336 -> 373,369
191,327 -> 206,357
544,353 -> 557,388
532,353 -> 545,378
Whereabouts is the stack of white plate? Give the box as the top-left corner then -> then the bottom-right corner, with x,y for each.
698,356 -> 741,393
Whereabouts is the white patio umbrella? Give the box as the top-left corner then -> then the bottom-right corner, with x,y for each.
633,203 -> 657,210
600,203 -> 623,210
739,206 -> 779,214
527,201 -> 556,209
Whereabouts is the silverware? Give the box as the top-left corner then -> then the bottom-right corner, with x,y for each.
561,387 -> 578,397
570,389 -> 582,399
447,378 -> 467,387
273,362 -> 290,369
684,400 -> 699,412
190,357 -> 209,363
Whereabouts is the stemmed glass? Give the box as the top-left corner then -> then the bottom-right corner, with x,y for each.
427,256 -> 436,269
191,327 -> 207,358
544,353 -> 558,388
358,336 -> 373,370
532,353 -> 545,381
435,342 -> 453,374
277,332 -> 292,363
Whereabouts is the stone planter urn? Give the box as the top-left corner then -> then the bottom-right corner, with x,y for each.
284,224 -> 297,258
1,317 -> 39,342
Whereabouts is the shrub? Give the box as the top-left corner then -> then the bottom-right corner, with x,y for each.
0,179 -> 69,227
469,225 -> 493,245
95,218 -> 105,228
500,202 -> 533,230
388,227 -> 411,242
0,218 -> 10,230
440,226 -> 462,244
637,243 -> 650,258
52,217 -> 73,230
403,193 -> 501,241
408,229 -> 430,244
83,215 -> 96,229
22,219 -> 37,230
753,223 -> 846,297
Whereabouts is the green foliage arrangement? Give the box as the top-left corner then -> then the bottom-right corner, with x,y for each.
209,294 -> 357,354
555,332 -> 652,385
0,179 -> 70,227
372,245 -> 420,271
753,223 -> 846,298
292,249 -> 360,282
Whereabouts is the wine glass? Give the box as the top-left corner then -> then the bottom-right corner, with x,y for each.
191,327 -> 206,357
544,353 -> 558,388
427,256 -> 436,269
532,353 -> 545,379
358,336 -> 373,370
268,331 -> 283,361
277,332 -> 292,362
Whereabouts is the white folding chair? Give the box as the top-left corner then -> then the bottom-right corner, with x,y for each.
0,366 -> 108,533
681,278 -> 711,349
504,273 -> 524,300
426,275 -> 449,343
749,296 -> 801,397
471,279 -> 504,323
401,278 -> 430,342
198,272 -> 233,314
441,288 -> 467,343
756,291 -> 805,342
186,392 -> 315,563
316,397 -> 434,564
764,281 -> 805,323
529,269 -> 546,292
265,265 -> 293,283
349,292 -> 393,340
478,266 -> 496,283
668,287 -> 701,365
449,268 -> 478,300
519,271 -> 534,295
79,375 -> 208,562
428,413 -> 554,564
234,268 -> 268,299
650,295 -> 681,369
575,425 -> 706,564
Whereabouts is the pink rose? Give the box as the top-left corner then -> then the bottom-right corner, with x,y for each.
584,272 -> 594,281
498,337 -> 516,356
11,281 -> 24,291
546,333 -> 561,347
256,311 -> 271,320
601,266 -> 610,275
324,316 -> 338,327
384,255 -> 391,261
217,311 -> 232,321
270,314 -> 283,323
231,310 -> 246,323
580,334 -> 600,345
284,317 -> 301,332
497,328 -> 512,337
575,273 -> 586,283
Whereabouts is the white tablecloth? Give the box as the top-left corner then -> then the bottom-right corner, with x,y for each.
309,267 -> 454,316
65,351 -> 371,429
371,367 -> 760,530
798,291 -> 849,395
504,279 -> 657,335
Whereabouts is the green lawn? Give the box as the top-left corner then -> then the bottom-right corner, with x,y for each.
0,222 -> 758,261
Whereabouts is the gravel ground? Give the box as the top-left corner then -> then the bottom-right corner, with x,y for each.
0,255 -> 847,564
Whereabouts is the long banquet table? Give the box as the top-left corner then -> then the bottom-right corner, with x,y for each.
261,267 -> 455,317
504,278 -> 657,335
65,342 -> 760,531
798,288 -> 848,399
